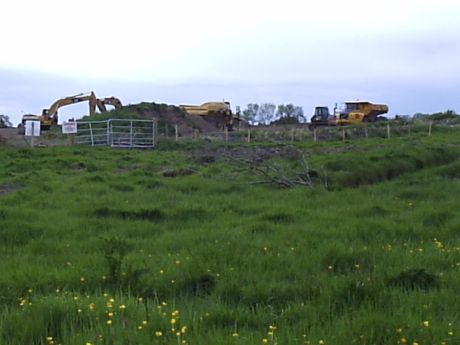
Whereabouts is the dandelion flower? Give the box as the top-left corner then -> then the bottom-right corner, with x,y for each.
423,320 -> 429,327
155,331 -> 163,336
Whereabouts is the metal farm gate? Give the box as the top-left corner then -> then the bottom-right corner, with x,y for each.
75,119 -> 156,148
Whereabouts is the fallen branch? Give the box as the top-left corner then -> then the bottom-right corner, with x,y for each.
223,147 -> 313,188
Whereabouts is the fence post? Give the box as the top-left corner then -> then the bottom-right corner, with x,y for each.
364,126 -> 368,139
30,122 -> 35,148
154,119 -> 158,147
291,129 -> 295,142
175,124 -> 178,141
387,123 -> 391,139
225,127 -> 229,143
89,122 -> 94,146
342,128 -> 346,142
130,120 -> 133,147
408,123 -> 411,136
313,128 -> 317,143
247,127 -> 251,143
107,120 -> 111,146
428,120 -> 432,136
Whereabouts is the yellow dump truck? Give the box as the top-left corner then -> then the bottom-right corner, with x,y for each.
335,101 -> 389,125
179,101 -> 238,130
309,101 -> 389,128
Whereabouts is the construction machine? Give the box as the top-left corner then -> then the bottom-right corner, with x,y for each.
179,101 -> 238,130
308,106 -> 336,129
19,92 -> 123,134
96,97 -> 123,113
309,101 -> 389,128
19,92 -> 98,133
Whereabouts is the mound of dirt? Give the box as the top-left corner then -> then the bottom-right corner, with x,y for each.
123,103 -> 217,136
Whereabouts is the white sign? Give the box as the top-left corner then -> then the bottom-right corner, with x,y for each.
62,121 -> 77,134
25,120 -> 41,137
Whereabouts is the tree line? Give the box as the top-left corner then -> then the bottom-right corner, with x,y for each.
238,103 -> 305,125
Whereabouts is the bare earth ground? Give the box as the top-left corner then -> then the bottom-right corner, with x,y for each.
0,128 -> 30,147
0,183 -> 20,197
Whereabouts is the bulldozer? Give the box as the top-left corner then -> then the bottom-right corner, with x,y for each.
309,101 -> 389,129
179,101 -> 239,130
19,92 -> 123,133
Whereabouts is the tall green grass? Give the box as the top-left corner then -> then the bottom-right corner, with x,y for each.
0,132 -> 460,344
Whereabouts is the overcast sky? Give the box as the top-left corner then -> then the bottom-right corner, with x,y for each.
1,0 -> 460,125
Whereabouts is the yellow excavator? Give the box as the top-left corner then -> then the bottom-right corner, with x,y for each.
96,97 -> 123,113
19,92 -> 123,133
179,101 -> 239,130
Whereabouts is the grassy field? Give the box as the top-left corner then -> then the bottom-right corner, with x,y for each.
1,130 -> 460,345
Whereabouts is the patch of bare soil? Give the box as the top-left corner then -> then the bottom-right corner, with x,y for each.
0,128 -> 31,147
161,168 -> 196,177
0,184 -> 20,197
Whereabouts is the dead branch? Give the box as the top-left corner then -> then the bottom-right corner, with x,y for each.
223,147 -> 313,188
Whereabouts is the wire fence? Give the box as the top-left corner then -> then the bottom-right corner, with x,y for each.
155,119 -> 460,144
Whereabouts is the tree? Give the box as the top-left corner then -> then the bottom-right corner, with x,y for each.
242,104 -> 259,125
275,104 -> 305,124
293,106 -> 305,123
257,103 -> 276,125
276,104 -> 296,118
0,115 -> 12,128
